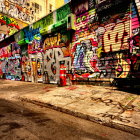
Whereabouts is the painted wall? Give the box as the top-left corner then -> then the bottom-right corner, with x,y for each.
71,0 -> 140,81
0,13 -> 27,41
0,0 -> 34,23
0,42 -> 21,80
20,3 -> 71,83
0,0 -> 140,84
0,0 -> 65,24
43,31 -> 71,83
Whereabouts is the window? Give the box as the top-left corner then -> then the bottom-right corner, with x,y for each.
35,3 -> 39,9
49,4 -> 52,13
32,2 -> 40,14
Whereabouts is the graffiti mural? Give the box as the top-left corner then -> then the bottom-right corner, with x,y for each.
0,43 -> 21,80
0,0 -> 140,84
102,20 -> 130,52
36,52 -> 43,82
23,27 -> 40,43
56,3 -> 71,22
28,34 -> 43,54
43,32 -> 71,83
21,45 -> 32,82
71,0 -> 140,80
71,1 -> 100,79
0,58 -> 7,78
33,13 -> 53,30
0,0 -> 35,23
72,36 -> 100,79
0,13 -> 27,41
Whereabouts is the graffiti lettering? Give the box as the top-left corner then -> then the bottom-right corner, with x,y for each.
91,97 -> 140,114
43,33 -> 61,50
98,113 -> 131,123
56,4 -> 71,21
44,48 -> 71,82
103,20 -> 130,52
33,13 -> 53,29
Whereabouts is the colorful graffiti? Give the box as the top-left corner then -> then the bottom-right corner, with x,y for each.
28,34 -> 42,54
56,3 -> 71,21
0,14 -> 27,41
0,0 -> 140,84
43,32 -> 71,83
71,0 -> 140,80
23,27 -> 40,43
33,13 -> 53,30
0,42 -> 21,80
103,20 -> 130,52
0,0 -> 35,23
21,56 -> 32,82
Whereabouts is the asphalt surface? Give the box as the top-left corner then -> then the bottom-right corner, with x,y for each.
0,79 -> 140,140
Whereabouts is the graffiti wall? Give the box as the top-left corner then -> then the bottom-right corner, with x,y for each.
0,42 -> 21,80
43,31 -> 71,83
71,0 -> 140,80
0,0 -> 140,84
20,3 -> 72,83
0,0 -> 35,23
0,13 -> 27,41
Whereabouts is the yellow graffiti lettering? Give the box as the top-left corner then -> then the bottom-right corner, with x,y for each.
116,53 -> 130,78
103,20 -> 130,52
44,33 -> 61,49
9,28 -> 18,35
97,46 -> 103,58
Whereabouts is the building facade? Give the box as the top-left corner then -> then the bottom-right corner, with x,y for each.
0,0 -> 64,41
0,0 -> 140,86
0,0 -> 64,23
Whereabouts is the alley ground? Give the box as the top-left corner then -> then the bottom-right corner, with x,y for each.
0,79 -> 140,140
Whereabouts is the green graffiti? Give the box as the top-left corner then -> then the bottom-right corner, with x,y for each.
2,16 -> 11,24
56,3 -> 71,21
33,13 -> 53,29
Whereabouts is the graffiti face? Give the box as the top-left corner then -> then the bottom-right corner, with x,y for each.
72,38 -> 100,78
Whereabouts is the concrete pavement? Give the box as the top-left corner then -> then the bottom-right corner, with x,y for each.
14,83 -> 140,137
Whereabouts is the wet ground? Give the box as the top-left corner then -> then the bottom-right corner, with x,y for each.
0,79 -> 140,140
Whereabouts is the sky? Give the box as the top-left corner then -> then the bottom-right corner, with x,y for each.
65,0 -> 69,3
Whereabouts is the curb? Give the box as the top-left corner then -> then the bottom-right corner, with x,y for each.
18,97 -> 140,137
